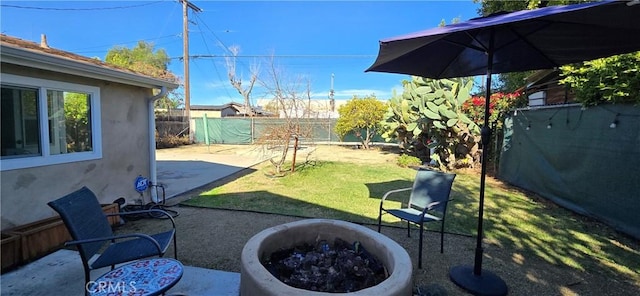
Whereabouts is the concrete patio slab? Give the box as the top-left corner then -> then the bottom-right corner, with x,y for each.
156,144 -> 269,199
0,249 -> 240,296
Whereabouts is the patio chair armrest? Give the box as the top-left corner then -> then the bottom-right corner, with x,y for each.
109,209 -> 177,228
65,233 -> 163,254
422,201 -> 442,213
381,187 -> 413,203
427,201 -> 441,209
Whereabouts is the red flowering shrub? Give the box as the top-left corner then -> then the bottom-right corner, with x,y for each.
461,91 -> 524,129
459,91 -> 526,170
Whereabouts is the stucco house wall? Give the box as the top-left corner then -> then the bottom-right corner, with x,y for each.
0,35 -> 177,230
191,109 -> 223,118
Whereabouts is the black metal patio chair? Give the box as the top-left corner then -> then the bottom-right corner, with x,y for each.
47,186 -> 178,291
377,168 -> 456,269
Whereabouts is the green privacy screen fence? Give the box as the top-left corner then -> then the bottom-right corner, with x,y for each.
499,104 -> 640,239
192,117 -> 385,145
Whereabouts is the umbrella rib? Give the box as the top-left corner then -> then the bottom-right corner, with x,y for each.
500,22 -> 559,67
434,32 -> 489,77
451,32 -> 488,52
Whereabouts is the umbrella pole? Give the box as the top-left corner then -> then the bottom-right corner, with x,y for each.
449,37 -> 508,296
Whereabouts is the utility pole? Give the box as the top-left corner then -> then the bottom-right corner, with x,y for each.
329,73 -> 335,112
180,0 -> 202,133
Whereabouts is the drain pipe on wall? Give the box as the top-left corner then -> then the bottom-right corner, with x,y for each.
148,86 -> 167,203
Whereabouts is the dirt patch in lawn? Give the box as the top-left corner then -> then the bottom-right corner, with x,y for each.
119,144 -> 639,295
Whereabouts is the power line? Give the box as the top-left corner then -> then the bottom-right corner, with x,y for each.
191,19 -> 235,100
156,2 -> 181,45
190,9 -> 264,82
0,1 -> 165,11
190,10 -> 256,101
185,9 -> 376,106
191,12 -> 234,56
171,54 -> 377,60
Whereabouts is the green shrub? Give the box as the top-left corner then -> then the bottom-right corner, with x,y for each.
397,154 -> 421,168
560,52 -> 640,106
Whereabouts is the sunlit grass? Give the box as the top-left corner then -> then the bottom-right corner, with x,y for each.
182,160 -> 640,286
186,161 -> 417,224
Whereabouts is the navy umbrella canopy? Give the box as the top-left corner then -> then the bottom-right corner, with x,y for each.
366,1 -> 640,295
367,0 -> 640,78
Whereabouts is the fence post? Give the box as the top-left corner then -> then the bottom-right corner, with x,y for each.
203,113 -> 210,146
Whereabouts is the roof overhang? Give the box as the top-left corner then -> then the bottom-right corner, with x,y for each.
1,44 -> 179,90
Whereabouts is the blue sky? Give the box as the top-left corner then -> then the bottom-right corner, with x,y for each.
1,0 -> 480,106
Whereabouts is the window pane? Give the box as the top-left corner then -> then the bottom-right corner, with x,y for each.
1,86 -> 41,158
47,90 -> 93,155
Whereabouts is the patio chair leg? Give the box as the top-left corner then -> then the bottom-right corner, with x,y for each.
84,270 -> 90,296
440,221 -> 445,253
174,233 -> 178,259
407,221 -> 411,238
418,223 -> 424,269
377,212 -> 382,233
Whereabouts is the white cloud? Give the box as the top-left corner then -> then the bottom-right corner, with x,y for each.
335,89 -> 389,98
327,85 -> 406,100
204,80 -> 230,89
306,88 -> 396,100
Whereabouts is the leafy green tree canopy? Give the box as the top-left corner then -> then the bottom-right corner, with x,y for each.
474,0 -> 587,16
105,41 -> 181,109
335,95 -> 387,150
560,52 -> 640,106
106,41 -> 169,74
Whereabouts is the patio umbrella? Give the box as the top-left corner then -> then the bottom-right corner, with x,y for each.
366,1 -> 640,295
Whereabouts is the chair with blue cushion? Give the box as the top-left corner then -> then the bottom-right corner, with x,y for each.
48,186 -> 178,293
377,168 -> 456,269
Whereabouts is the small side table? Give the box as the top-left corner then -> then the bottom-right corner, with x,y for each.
88,258 -> 183,296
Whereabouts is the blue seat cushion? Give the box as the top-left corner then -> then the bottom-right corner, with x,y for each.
385,208 -> 441,224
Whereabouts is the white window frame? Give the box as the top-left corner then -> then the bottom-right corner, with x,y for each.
1,73 -> 102,171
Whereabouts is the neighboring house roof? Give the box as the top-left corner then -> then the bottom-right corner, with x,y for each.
191,102 -> 274,116
0,34 -> 179,90
191,102 -> 245,111
524,69 -> 558,91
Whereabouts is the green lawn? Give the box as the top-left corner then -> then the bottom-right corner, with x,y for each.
182,160 -> 639,285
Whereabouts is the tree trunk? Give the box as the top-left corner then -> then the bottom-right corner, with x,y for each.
270,134 -> 291,175
291,135 -> 299,173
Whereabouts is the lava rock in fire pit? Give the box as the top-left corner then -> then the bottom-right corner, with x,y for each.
263,238 -> 388,293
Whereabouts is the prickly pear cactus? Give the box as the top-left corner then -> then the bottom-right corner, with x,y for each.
380,76 -> 481,170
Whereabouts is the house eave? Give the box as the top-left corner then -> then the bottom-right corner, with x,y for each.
1,45 -> 179,90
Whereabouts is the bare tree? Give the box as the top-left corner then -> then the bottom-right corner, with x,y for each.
225,46 -> 258,116
257,56 -> 314,175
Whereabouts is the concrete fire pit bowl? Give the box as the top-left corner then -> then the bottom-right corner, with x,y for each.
240,219 -> 413,296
